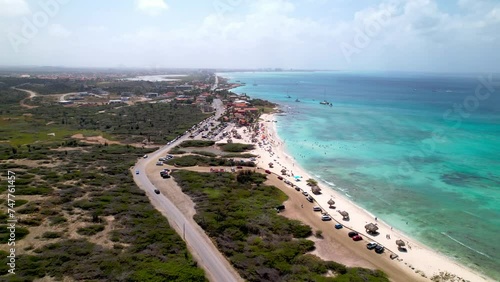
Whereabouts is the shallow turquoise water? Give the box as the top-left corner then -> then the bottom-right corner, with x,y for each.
220,71 -> 500,279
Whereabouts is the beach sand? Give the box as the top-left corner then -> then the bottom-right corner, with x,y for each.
223,113 -> 491,282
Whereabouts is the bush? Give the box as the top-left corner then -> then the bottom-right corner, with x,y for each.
179,140 -> 215,147
42,232 -> 62,239
76,225 -> 105,236
217,143 -> 255,152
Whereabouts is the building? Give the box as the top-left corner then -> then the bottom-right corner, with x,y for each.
145,92 -> 159,98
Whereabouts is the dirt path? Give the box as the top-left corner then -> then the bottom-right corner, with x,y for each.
14,87 -> 38,109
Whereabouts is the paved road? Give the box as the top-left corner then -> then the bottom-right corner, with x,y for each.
133,105 -> 241,282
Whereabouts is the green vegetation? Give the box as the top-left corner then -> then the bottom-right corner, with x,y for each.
76,225 -> 105,236
0,86 -> 208,280
166,155 -> 256,167
173,170 -> 388,282
178,140 -> 215,147
42,232 -> 62,239
217,143 -> 255,152
221,153 -> 257,159
0,225 -> 29,241
168,146 -> 187,154
191,151 -> 217,157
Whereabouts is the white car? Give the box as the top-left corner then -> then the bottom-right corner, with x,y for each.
156,162 -> 163,166
313,206 -> 321,212
143,155 -> 148,159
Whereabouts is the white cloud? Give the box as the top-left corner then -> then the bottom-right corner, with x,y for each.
0,0 -> 30,17
48,24 -> 71,37
135,0 -> 169,16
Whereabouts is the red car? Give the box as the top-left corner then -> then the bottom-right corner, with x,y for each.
265,170 -> 271,174
352,235 -> 363,241
277,176 -> 283,180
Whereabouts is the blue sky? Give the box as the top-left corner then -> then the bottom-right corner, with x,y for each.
1,0 -> 499,72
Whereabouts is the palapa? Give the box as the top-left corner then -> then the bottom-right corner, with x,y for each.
396,239 -> 406,247
327,198 -> 335,207
364,223 -> 379,233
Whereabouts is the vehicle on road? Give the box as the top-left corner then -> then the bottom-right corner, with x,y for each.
313,206 -> 322,212
236,166 -> 243,169
335,223 -> 343,229
321,214 -> 332,221
277,176 -> 283,180
154,189 -> 160,194
375,245 -> 385,253
366,242 -> 378,250
135,170 -> 139,175
143,155 -> 148,159
265,169 -> 271,174
352,235 -> 363,241
348,231 -> 359,238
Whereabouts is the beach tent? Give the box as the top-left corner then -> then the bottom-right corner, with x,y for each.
396,239 -> 406,248
364,223 -> 379,233
294,175 -> 301,179
327,198 -> 335,208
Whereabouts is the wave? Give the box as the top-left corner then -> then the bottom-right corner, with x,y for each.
440,232 -> 491,259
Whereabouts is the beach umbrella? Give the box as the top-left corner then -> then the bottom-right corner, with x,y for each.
294,175 -> 301,179
327,198 -> 335,208
364,223 -> 379,233
396,239 -> 406,247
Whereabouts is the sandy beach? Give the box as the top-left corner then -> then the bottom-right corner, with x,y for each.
223,113 -> 491,282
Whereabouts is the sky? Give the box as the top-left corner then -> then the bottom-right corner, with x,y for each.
0,0 -> 499,73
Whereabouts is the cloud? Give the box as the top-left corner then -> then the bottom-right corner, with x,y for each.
48,24 -> 71,37
0,0 -> 30,17
135,0 -> 169,16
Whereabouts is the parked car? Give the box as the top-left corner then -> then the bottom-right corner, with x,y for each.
352,235 -> 363,241
348,231 -> 359,238
366,242 -> 378,250
334,223 -> 343,229
375,245 -> 385,253
306,196 -> 314,203
313,206 -> 322,212
159,158 -> 165,162
302,191 -> 309,196
135,170 -> 139,175
275,205 -> 285,212
265,170 -> 271,174
236,166 -> 243,169
295,186 -> 301,191
156,162 -> 163,166
321,214 -> 332,221
277,176 -> 283,180
154,189 -> 160,194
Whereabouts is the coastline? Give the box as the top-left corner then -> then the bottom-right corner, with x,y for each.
235,111 -> 491,282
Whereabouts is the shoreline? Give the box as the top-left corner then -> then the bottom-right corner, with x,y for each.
231,112 -> 491,282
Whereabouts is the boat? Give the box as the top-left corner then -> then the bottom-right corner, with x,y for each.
320,100 -> 329,105
295,98 -> 300,102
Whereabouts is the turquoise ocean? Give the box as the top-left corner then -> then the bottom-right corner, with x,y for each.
220,71 -> 500,280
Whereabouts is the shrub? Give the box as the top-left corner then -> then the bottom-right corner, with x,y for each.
76,225 -> 105,236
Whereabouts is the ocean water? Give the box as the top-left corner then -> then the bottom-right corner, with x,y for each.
220,71 -> 500,279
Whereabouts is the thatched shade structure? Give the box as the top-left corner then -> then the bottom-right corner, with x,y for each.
311,186 -> 322,195
281,169 -> 287,175
327,198 -> 335,208
338,210 -> 349,219
364,223 -> 379,233
396,239 -> 406,247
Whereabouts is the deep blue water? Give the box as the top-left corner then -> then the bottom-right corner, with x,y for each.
220,71 -> 500,279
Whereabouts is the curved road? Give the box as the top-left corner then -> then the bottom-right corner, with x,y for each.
133,100 -> 241,282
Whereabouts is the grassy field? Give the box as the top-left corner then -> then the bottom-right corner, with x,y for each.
173,170 -> 389,282
0,88 -> 208,281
